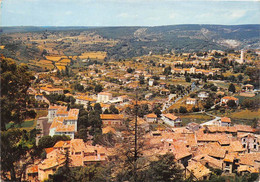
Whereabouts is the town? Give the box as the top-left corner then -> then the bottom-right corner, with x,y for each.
1,37 -> 260,181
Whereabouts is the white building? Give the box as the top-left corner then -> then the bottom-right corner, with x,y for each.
198,92 -> 209,100
186,98 -> 197,105
161,113 -> 182,127
40,87 -> 63,95
97,92 -> 113,103
75,96 -> 96,108
48,106 -> 79,139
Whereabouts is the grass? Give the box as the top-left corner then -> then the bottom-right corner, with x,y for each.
5,109 -> 48,131
234,94 -> 260,105
176,113 -> 214,125
6,120 -> 35,130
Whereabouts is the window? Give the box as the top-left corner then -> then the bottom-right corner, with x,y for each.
254,145 -> 257,149
242,138 -> 246,142
243,144 -> 246,148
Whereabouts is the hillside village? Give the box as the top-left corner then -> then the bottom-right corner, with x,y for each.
1,45 -> 259,182
1,29 -> 260,181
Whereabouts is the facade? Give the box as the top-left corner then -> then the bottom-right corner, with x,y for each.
97,92 -> 113,103
186,97 -> 197,105
221,96 -> 239,105
40,86 -> 64,95
198,92 -> 209,100
220,117 -> 231,127
239,133 -> 259,153
161,113 -> 182,127
145,113 -> 157,123
48,105 -> 79,139
75,96 -> 96,108
100,114 -> 124,126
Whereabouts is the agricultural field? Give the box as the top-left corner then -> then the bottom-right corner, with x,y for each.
79,51 -> 107,60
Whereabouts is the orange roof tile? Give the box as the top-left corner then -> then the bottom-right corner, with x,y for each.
146,113 -> 157,118
222,96 -> 238,101
221,117 -> 231,123
100,114 -> 124,120
164,113 -> 178,121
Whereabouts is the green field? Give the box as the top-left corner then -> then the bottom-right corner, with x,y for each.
6,120 -> 35,130
176,113 -> 214,125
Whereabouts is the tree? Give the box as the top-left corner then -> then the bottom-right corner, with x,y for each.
1,129 -> 27,181
139,74 -> 145,85
1,57 -> 35,130
109,105 -> 119,114
179,106 -> 188,113
144,153 -> 184,182
94,103 -> 102,114
227,100 -> 237,108
228,83 -> 236,93
185,76 -> 191,82
94,84 -> 103,93
154,108 -> 162,117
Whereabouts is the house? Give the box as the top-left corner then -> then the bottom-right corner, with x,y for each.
148,79 -> 154,86
160,89 -> 170,95
97,92 -> 113,103
145,113 -> 157,123
186,161 -> 211,181
40,86 -> 64,95
220,117 -> 231,127
75,96 -> 96,108
37,139 -> 108,181
238,133 -> 259,153
48,106 -> 79,139
242,84 -> 254,92
100,114 -> 124,126
198,92 -> 209,100
26,165 -> 38,182
221,96 -> 239,105
161,113 -> 182,127
145,93 -> 153,100
186,97 -> 197,105
47,105 -> 67,122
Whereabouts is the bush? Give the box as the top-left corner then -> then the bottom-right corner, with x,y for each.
179,106 -> 187,113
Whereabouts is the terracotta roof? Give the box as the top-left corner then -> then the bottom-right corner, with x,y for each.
229,141 -> 245,152
172,142 -> 192,160
98,92 -> 112,96
237,165 -> 259,173
187,97 -> 197,101
222,96 -> 238,101
235,125 -> 255,133
76,96 -> 96,102
164,113 -> 178,121
27,165 -> 38,174
53,141 -> 70,148
39,157 -> 65,170
45,147 -> 54,154
70,139 -> 85,152
221,117 -> 231,123
40,87 -> 63,92
102,126 -> 116,134
146,113 -> 157,118
187,161 -> 211,180
100,114 -> 124,120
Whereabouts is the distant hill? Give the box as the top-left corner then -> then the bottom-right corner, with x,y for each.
1,24 -> 259,60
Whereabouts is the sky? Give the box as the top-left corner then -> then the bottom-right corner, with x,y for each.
1,0 -> 260,26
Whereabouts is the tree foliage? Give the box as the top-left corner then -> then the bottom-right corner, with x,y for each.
1,57 -> 35,130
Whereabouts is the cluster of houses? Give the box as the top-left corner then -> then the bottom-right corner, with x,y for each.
26,117 -> 259,181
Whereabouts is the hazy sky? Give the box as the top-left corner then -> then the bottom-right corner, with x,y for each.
1,0 -> 260,26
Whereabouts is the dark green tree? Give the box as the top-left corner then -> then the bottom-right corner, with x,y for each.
1,57 -> 35,130
228,83 -> 236,93
144,153 -> 184,182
